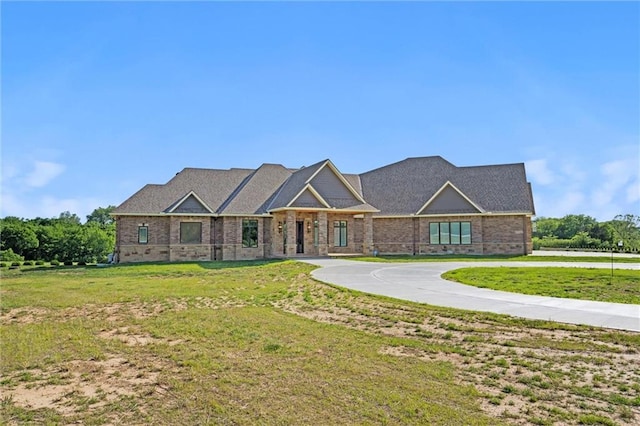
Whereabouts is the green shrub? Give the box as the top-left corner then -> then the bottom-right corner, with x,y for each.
35,260 -> 45,265
0,248 -> 24,262
50,260 -> 60,266
11,261 -> 21,267
23,260 -> 34,266
0,262 -> 7,268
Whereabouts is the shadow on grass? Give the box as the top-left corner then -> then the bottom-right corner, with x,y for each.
1,259 -> 289,275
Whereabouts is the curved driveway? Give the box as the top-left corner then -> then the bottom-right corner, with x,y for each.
302,258 -> 640,332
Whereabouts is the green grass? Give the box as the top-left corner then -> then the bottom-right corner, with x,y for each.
351,254 -> 640,263
0,261 -> 498,425
442,267 -> 640,304
1,261 -> 638,425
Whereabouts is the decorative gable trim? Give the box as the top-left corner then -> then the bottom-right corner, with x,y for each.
287,184 -> 331,209
307,160 -> 366,204
167,191 -> 215,214
417,181 -> 484,215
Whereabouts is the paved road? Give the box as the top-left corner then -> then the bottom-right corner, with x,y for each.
301,258 -> 640,332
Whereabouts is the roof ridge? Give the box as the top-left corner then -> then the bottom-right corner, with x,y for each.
216,167 -> 259,213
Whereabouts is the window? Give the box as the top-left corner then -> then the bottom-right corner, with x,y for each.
242,219 -> 258,248
313,220 -> 319,247
138,226 -> 148,244
180,222 -> 202,244
450,222 -> 460,244
440,222 -> 450,244
461,222 -> 471,244
429,223 -> 439,245
429,222 -> 471,245
334,220 -> 347,247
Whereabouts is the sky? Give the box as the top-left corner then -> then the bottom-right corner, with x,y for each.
1,1 -> 638,223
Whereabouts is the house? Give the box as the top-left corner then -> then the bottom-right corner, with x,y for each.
112,156 -> 535,262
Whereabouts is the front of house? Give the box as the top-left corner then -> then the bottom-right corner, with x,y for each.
112,156 -> 535,262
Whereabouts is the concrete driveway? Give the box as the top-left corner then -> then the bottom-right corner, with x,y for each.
301,258 -> 640,332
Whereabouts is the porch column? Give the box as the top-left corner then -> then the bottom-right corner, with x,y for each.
318,211 -> 328,256
363,213 -> 374,255
285,210 -> 296,257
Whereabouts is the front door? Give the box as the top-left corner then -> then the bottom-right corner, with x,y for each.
296,221 -> 304,254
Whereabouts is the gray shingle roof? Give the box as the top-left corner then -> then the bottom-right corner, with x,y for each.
113,168 -> 254,214
114,156 -> 534,217
219,164 -> 292,214
360,156 -> 534,215
266,160 -> 327,210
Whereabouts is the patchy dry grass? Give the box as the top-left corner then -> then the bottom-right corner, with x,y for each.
1,261 -> 639,425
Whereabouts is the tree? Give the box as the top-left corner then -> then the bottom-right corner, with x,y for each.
555,214 -> 597,240
0,220 -> 39,257
532,217 -> 561,238
609,214 -> 640,248
588,222 -> 613,244
86,205 -> 116,227
58,211 -> 81,225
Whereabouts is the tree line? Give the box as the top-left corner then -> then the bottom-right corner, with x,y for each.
533,214 -> 640,251
0,206 -> 116,264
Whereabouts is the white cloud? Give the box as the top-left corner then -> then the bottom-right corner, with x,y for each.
626,179 -> 640,205
591,158 -> 638,209
525,159 -> 555,186
24,161 -> 65,188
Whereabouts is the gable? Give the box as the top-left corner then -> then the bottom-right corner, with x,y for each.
419,184 -> 481,215
290,188 -> 327,208
310,164 -> 363,208
169,193 -> 212,214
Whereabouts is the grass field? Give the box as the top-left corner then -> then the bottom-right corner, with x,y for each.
1,261 -> 639,425
443,267 -> 640,304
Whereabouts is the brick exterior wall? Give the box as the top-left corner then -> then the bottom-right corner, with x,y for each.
115,216 -> 171,263
481,215 -> 532,255
373,217 -> 416,254
418,216 -> 483,255
373,215 -> 532,256
115,213 -> 532,262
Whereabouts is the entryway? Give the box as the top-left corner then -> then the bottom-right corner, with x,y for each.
296,221 -> 304,254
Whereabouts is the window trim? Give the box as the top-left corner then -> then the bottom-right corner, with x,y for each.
429,221 -> 471,245
180,222 -> 202,244
138,226 -> 148,244
242,219 -> 259,248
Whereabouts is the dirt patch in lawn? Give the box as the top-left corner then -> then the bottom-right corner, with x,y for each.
277,281 -> 640,425
2,356 -> 163,421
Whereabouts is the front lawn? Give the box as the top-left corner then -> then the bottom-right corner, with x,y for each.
351,254 -> 640,263
1,261 -> 638,425
442,267 -> 640,304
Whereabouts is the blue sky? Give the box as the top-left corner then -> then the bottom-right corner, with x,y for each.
2,2 -> 638,222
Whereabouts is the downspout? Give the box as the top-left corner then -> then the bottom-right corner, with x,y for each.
522,216 -> 527,256
413,217 -> 420,256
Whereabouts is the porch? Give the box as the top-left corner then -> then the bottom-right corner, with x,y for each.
270,210 -> 374,258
